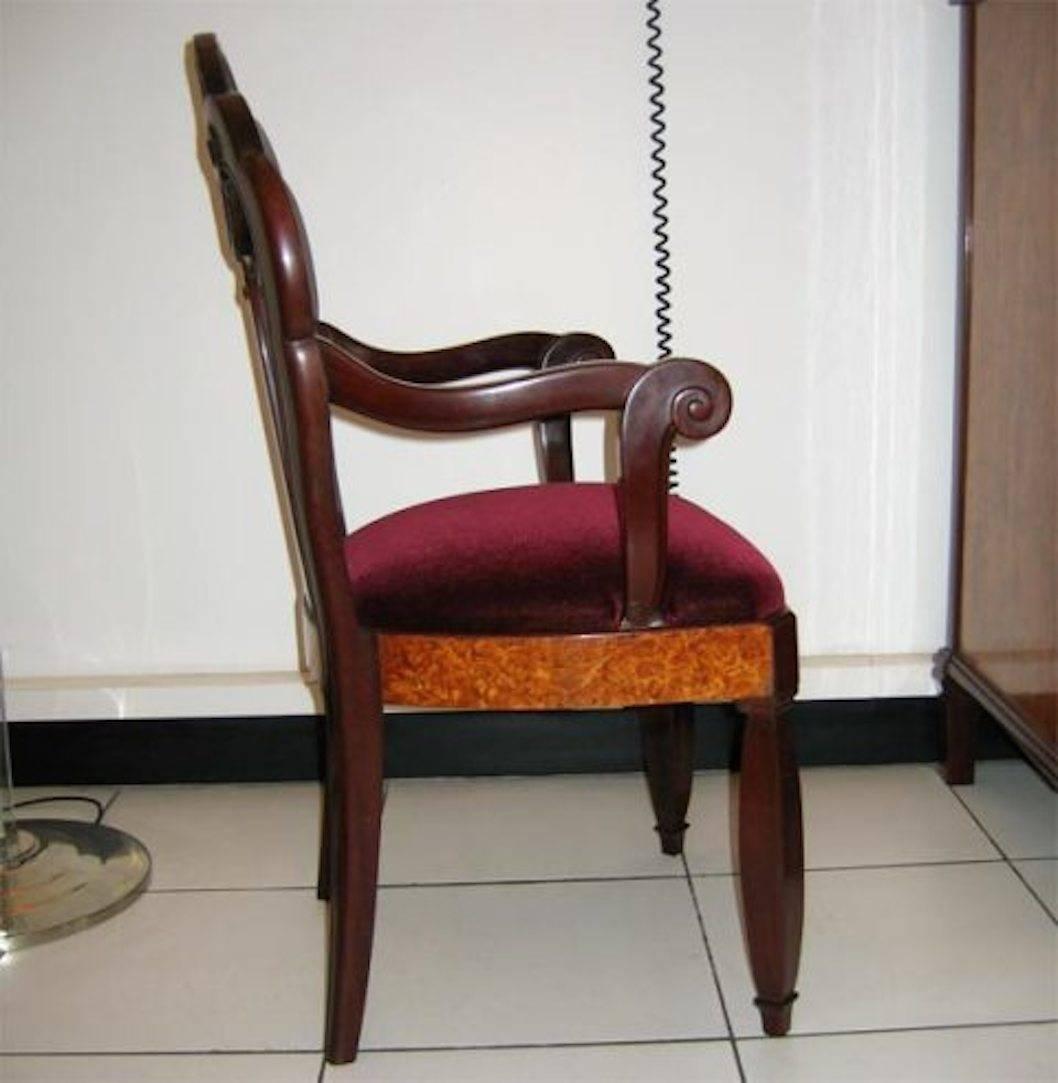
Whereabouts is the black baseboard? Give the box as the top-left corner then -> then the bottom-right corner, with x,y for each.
8,697 -> 1021,786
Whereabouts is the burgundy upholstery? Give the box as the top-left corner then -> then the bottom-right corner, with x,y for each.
344,483 -> 784,634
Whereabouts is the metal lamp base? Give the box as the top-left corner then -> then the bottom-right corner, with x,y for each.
1,819 -> 151,952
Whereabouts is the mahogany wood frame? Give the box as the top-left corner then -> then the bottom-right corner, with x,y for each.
190,34 -> 803,1064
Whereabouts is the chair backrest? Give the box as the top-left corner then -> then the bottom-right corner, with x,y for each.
191,34 -> 355,685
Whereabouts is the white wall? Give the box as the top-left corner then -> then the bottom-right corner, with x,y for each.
0,0 -> 959,720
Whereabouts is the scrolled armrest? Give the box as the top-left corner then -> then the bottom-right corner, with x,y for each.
619,358 -> 733,628
317,322 -> 613,386
315,334 -> 643,432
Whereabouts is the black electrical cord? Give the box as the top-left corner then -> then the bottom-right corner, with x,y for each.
645,0 -> 679,492
12,795 -> 106,824
646,0 -> 673,362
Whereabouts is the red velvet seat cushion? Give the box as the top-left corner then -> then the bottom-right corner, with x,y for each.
344,482 -> 784,634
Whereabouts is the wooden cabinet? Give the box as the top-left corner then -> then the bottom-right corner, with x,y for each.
941,1 -> 1057,787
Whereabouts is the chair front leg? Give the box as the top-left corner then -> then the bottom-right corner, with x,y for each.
324,633 -> 384,1065
639,703 -> 695,855
736,697 -> 803,1036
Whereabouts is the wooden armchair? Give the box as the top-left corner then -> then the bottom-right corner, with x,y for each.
190,34 -> 803,1065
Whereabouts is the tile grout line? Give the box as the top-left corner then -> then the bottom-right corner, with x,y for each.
945,784 -> 1058,926
737,1016 -> 1058,1043
1005,863 -> 1058,925
0,1036 -> 750,1059
697,857 -> 1011,877
936,776 -> 1008,862
288,1036 -> 744,1060
0,1050 -> 326,1058
680,852 -> 747,1083
144,874 -> 692,895
406,856 -> 1015,882
354,1036 -> 732,1053
330,1021 -> 1058,1058
140,857 -> 1015,896
7,1023 -> 1058,1060
378,873 -> 689,888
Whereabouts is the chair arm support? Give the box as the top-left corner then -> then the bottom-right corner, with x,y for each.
317,323 -> 614,482
535,333 -> 616,482
315,336 -> 643,431
619,358 -> 733,628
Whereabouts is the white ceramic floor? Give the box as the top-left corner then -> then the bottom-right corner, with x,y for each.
3,759 -> 1056,1082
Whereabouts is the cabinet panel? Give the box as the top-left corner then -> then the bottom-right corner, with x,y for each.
944,0 -> 1056,784
947,1 -> 1057,781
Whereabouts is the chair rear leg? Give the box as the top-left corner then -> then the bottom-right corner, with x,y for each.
639,703 -> 695,855
324,638 -> 384,1065
736,697 -> 803,1036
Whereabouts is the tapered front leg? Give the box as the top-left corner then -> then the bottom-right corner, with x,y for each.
737,698 -> 803,1036
639,703 -> 695,855
324,633 -> 384,1065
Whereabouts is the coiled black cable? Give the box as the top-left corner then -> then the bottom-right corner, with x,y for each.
645,0 -> 679,490
645,0 -> 673,361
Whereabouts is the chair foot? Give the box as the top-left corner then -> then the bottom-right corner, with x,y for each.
656,822 -> 690,856
755,992 -> 798,1035
640,703 -> 695,857
737,698 -> 803,1037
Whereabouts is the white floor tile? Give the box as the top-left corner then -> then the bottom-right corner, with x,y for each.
7,767 -> 1057,1071
0,889 -> 326,1053
684,764 -> 999,874
0,1053 -> 323,1082
737,1022 -> 1058,1082
953,760 -> 1058,858
12,786 -> 118,824
799,765 -> 997,867
104,783 -> 322,890
326,1041 -> 739,1081
1015,859 -> 1058,920
360,879 -> 725,1048
694,863 -> 1058,1036
681,772 -> 736,874
380,774 -> 684,883
382,765 -> 998,886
